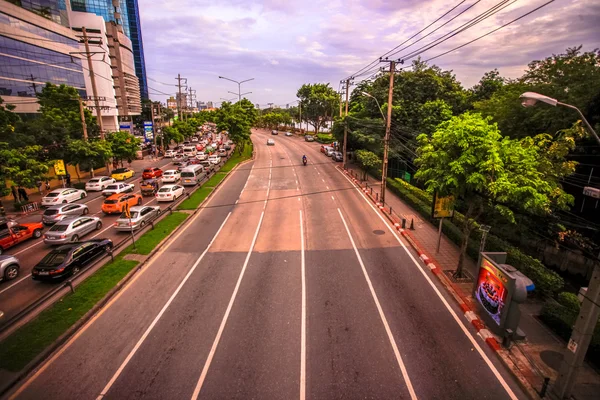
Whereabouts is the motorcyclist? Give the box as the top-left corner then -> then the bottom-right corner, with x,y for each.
302,155 -> 307,165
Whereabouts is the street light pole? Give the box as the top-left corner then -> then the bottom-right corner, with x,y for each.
520,92 -> 600,399
219,76 -> 254,102
520,92 -> 599,145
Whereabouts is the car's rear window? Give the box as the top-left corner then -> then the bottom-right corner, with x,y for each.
106,185 -> 118,190
49,224 -> 69,232
88,178 -> 100,183
46,192 -> 59,197
181,172 -> 196,177
143,169 -> 152,173
43,209 -> 59,215
120,211 -> 139,219
158,187 -> 172,193
113,168 -> 127,174
39,250 -> 69,266
104,199 -> 119,204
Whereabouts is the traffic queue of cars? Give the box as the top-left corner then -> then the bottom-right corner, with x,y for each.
0,133 -> 230,285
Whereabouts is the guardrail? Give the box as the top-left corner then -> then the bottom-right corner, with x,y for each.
0,153 -> 233,336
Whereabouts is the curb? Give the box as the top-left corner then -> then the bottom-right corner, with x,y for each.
340,166 -> 542,399
0,156 -> 250,399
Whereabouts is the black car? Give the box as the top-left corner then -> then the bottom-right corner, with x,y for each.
31,239 -> 113,281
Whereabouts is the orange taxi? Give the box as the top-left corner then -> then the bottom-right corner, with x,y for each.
101,193 -> 142,214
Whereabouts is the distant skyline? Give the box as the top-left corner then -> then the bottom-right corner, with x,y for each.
139,0 -> 599,106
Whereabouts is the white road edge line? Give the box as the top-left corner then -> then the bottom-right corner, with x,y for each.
335,168 -> 519,400
96,211 -> 233,399
337,208 -> 418,400
299,209 -> 306,400
191,210 -> 266,400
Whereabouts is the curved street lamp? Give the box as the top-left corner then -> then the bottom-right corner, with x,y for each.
219,76 -> 254,102
361,91 -> 386,122
520,91 -> 599,145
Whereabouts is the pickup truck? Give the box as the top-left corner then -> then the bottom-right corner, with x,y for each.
0,218 -> 44,255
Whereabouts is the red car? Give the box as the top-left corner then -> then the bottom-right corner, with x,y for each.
142,167 -> 163,179
0,218 -> 44,255
195,144 -> 204,152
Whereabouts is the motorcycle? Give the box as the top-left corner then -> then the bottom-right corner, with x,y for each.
302,158 -> 307,166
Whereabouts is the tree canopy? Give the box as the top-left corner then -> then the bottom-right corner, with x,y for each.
297,83 -> 339,135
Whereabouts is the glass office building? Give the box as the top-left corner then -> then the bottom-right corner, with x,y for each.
5,0 -> 69,27
69,0 -> 148,99
0,3 -> 86,105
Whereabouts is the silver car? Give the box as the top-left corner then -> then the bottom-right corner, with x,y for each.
0,255 -> 20,281
42,204 -> 89,225
43,216 -> 103,245
114,206 -> 161,231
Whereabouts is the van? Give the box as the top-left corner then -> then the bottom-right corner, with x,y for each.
183,146 -> 197,157
180,165 -> 206,186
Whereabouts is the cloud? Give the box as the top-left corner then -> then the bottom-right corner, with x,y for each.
139,0 -> 600,104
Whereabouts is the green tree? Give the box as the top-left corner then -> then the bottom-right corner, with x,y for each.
0,144 -> 50,190
469,69 -> 505,102
107,131 -> 141,167
65,139 -> 113,180
162,126 -> 184,146
215,99 -> 257,153
355,149 -> 381,180
297,83 -> 339,135
414,112 -> 575,276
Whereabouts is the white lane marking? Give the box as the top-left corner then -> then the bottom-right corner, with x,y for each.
235,199 -> 239,205
331,196 -> 335,200
96,212 -> 233,399
298,197 -> 300,201
0,274 -> 31,295
12,240 -> 43,256
11,162 -> 241,399
299,210 -> 306,400
326,186 -> 329,190
335,168 -> 519,400
337,208 -> 418,400
191,210 -> 266,399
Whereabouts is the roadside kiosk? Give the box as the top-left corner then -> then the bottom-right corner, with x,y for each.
473,252 -> 535,341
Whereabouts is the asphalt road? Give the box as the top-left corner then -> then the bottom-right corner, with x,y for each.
7,130 -> 527,400
0,150 -> 231,329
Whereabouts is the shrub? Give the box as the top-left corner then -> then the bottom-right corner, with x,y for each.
385,177 -> 564,297
557,291 -> 581,312
316,134 -> 335,144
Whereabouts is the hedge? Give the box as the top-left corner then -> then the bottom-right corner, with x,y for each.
540,298 -> 600,367
385,177 -> 564,297
316,134 -> 335,144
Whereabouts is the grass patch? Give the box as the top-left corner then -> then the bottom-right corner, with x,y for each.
128,212 -> 188,255
220,142 -> 253,172
177,187 -> 213,210
204,173 -> 227,188
0,257 -> 139,371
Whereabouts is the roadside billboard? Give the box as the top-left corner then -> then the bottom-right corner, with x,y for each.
53,160 -> 66,176
474,256 -> 510,326
431,192 -> 455,218
143,121 -> 153,143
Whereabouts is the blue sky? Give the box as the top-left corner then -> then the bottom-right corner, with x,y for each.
139,0 -> 599,107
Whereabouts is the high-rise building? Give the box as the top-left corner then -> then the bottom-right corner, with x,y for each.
166,96 -> 176,110
0,1 -> 86,113
69,0 -> 147,99
4,0 -> 69,26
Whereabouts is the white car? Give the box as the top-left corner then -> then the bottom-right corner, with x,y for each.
285,132 -> 293,136
267,139 -> 275,146
102,183 -> 134,197
85,176 -> 116,191
208,155 -> 221,165
156,184 -> 185,202
191,137 -> 199,143
164,149 -> 177,158
162,169 -> 181,183
218,148 -> 227,156
196,152 -> 208,161
41,188 -> 87,206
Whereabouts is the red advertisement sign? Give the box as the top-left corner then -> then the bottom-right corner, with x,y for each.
474,259 -> 508,325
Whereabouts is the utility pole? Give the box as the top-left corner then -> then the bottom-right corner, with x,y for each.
176,74 -> 187,121
380,59 -> 395,204
82,27 -> 104,139
157,102 -> 164,152
339,90 -> 343,119
298,102 -> 302,132
78,97 -> 88,140
554,262 -> 600,398
29,74 -> 38,95
342,79 -> 351,168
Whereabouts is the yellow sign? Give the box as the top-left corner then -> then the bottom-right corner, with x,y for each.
432,192 -> 455,218
53,160 -> 66,176
124,202 -> 131,219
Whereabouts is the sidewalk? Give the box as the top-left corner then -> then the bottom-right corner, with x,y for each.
344,163 -> 600,400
